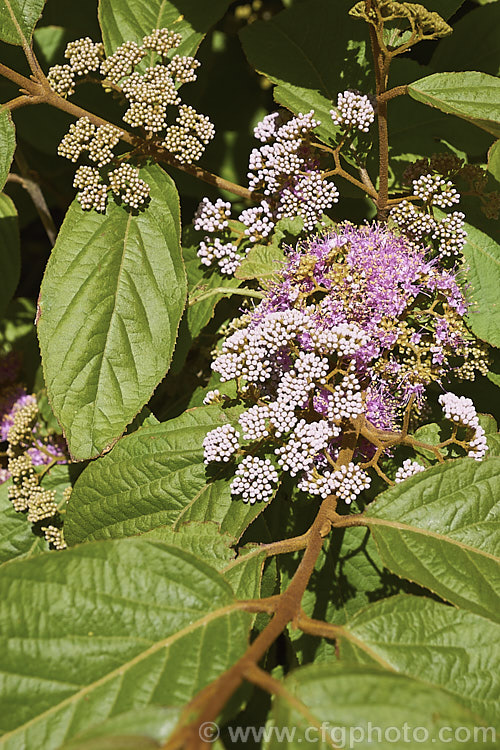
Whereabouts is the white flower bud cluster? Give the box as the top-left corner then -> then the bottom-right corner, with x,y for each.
412,173 -> 460,208
87,123 -> 122,166
162,125 -> 205,164
253,112 -> 283,143
330,91 -> 375,133
394,459 -> 425,483
239,405 -> 270,440
198,238 -> 241,275
230,455 -> 279,503
298,461 -> 370,503
168,55 -> 200,83
108,164 -> 150,208
58,117 -> 96,162
73,166 -> 108,213
439,392 -> 488,460
239,201 -> 275,242
389,200 -> 437,239
431,211 -> 467,258
293,352 -> 329,384
47,64 -> 75,96
268,401 -> 299,437
58,118 -> 122,167
275,171 -> 339,232
275,371 -> 314,412
194,198 -> 231,232
202,389 -> 221,405
41,525 -> 67,550
326,374 -> 363,422
64,37 -> 104,75
331,462 -> 371,503
101,40 -> 146,83
298,469 -> 340,498
203,424 -> 240,463
122,67 -> 180,131
242,110 -> 339,241
309,322 -> 369,358
6,400 -> 38,448
143,28 -> 182,55
26,488 -> 58,523
275,419 -> 331,476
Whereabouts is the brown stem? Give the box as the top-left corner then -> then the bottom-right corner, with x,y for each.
365,0 -> 390,220
378,84 -> 408,103
163,493 -> 338,750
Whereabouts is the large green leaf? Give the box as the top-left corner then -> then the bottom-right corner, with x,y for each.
408,72 -> 500,138
0,538 -> 252,749
0,193 -> 20,317
266,663 -> 495,749
37,165 -> 186,461
239,0 -> 370,145
361,458 -> 500,621
460,220 -> 500,346
0,108 -> 15,191
64,406 -> 266,545
338,595 -> 500,726
98,0 -> 233,58
0,0 -> 46,46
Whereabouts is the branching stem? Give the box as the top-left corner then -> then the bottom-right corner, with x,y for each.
0,61 -> 259,201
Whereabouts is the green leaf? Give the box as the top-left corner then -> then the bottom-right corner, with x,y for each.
234,218 -> 302,282
142,521 -> 236,571
37,165 -> 186,461
0,538 -> 252,749
488,138 -> 500,181
460,220 -> 500,346
0,193 -> 20,317
239,0 -> 370,145
408,72 -> 500,138
64,406 -> 265,546
339,594 -> 500,726
0,0 -> 46,46
222,547 -> 267,599
98,0 -> 233,58
362,458 -> 500,622
430,4 -> 500,77
266,663 -> 495,749
0,107 -> 15,191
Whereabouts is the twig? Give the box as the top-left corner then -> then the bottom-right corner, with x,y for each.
378,84 -> 408,103
13,150 -> 57,246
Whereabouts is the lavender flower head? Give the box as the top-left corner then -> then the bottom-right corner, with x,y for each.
203,223 -> 489,504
